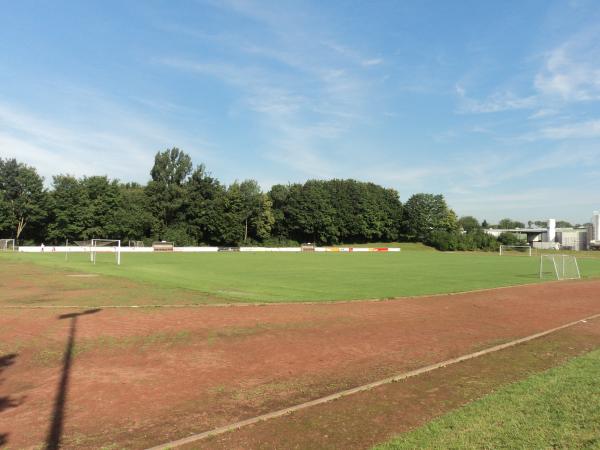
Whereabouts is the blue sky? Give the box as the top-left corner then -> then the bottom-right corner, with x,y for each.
1,0 -> 599,223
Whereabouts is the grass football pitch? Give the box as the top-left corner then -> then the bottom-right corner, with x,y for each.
2,249 -> 600,449
3,249 -> 600,303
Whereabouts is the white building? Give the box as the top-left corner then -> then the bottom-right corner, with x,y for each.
486,211 -> 600,251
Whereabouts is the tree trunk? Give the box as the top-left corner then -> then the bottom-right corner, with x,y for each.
244,218 -> 248,242
16,217 -> 26,240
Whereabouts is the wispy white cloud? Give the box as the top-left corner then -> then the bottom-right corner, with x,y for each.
0,95 -> 210,184
528,108 -> 558,119
361,58 -> 383,67
538,119 -> 600,140
457,26 -> 600,116
534,30 -> 600,101
158,2 -> 386,179
455,84 -> 537,113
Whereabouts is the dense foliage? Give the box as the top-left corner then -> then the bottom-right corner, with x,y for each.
0,150 -> 509,251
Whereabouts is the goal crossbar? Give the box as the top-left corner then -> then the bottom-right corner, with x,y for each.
91,239 -> 121,265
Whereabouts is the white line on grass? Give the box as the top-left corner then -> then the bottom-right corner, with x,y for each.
145,312 -> 600,450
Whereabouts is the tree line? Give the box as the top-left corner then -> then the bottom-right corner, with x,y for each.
1,148 -> 512,251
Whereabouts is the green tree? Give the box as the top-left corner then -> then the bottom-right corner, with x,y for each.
48,175 -> 126,242
269,179 -> 402,245
252,194 -> 275,241
81,176 -> 122,239
402,193 -> 457,241
497,231 -> 527,245
238,180 -> 263,242
556,220 -> 573,228
458,216 -> 481,233
0,158 -> 46,240
287,181 -> 338,244
118,183 -> 154,242
47,175 -> 87,242
216,183 -> 245,245
268,184 -> 292,240
185,165 -> 225,244
145,148 -> 192,237
498,218 -> 525,229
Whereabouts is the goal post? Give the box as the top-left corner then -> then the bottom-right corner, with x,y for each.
91,239 -> 121,265
499,244 -> 532,256
539,254 -> 581,280
0,239 -> 15,252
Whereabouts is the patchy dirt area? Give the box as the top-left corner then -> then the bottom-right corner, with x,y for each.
0,260 -> 221,307
1,279 -> 600,449
203,318 -> 600,450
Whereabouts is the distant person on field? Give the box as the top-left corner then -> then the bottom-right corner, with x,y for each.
41,243 -> 45,252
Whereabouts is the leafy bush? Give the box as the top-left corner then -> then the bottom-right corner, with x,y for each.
162,225 -> 197,246
257,236 -> 300,247
497,232 -> 527,246
426,230 -> 499,252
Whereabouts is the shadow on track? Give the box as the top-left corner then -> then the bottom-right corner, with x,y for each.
0,352 -> 20,446
45,309 -> 101,450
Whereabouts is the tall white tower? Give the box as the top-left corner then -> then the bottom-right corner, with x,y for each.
547,218 -> 556,242
592,211 -> 600,242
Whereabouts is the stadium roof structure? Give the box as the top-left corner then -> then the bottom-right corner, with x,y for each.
485,228 -> 548,242
493,228 -> 547,234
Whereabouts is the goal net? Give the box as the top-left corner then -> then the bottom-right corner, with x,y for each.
539,254 -> 581,280
0,239 -> 15,252
499,245 -> 532,256
128,240 -> 145,247
91,239 -> 121,265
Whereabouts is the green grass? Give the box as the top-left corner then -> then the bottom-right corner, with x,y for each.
375,348 -> 600,449
3,250 -> 600,303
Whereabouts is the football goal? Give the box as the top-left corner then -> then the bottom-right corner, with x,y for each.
0,239 -> 15,252
91,239 -> 121,265
539,254 -> 581,280
499,244 -> 532,256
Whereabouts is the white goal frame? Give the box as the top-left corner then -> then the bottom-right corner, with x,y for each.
539,254 -> 581,280
0,239 -> 15,252
499,244 -> 532,256
91,239 -> 121,265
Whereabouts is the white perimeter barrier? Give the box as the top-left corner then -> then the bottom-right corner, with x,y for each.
239,247 -> 301,252
18,246 -> 153,253
174,247 -> 219,252
18,246 -> 401,253
315,247 -> 401,252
